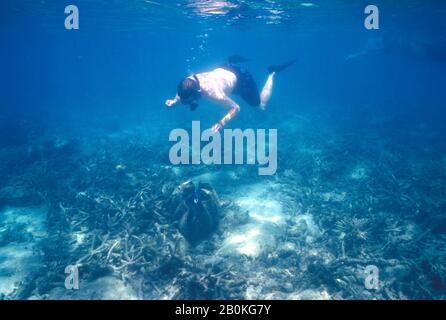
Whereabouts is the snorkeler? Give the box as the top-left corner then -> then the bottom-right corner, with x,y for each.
165,57 -> 296,132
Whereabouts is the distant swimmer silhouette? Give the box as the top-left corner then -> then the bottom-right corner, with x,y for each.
166,56 -> 296,132
346,36 -> 446,62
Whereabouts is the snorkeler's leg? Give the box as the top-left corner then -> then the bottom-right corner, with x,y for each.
259,59 -> 296,109
260,72 -> 275,110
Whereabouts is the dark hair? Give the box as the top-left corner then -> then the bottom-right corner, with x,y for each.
177,78 -> 201,109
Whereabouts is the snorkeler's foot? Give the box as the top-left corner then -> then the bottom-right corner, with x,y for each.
268,59 -> 296,73
166,99 -> 176,108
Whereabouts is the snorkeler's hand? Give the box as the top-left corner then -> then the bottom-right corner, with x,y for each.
166,99 -> 178,108
211,122 -> 223,133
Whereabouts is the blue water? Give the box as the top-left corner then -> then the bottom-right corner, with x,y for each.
1,1 -> 445,299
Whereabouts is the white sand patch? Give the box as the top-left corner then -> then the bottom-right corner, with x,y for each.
190,170 -> 239,184
0,243 -> 41,295
321,191 -> 346,202
288,289 -> 331,300
236,196 -> 284,225
0,206 -> 47,296
46,276 -> 139,300
350,165 -> 368,180
247,286 -> 332,300
223,224 -> 276,257
221,182 -> 286,257
2,206 -> 47,238
79,276 -> 139,300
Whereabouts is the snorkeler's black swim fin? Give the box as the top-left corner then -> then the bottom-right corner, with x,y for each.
228,54 -> 250,63
268,59 -> 297,73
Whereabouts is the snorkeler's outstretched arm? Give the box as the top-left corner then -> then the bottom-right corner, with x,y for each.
166,94 -> 180,108
211,96 -> 240,132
